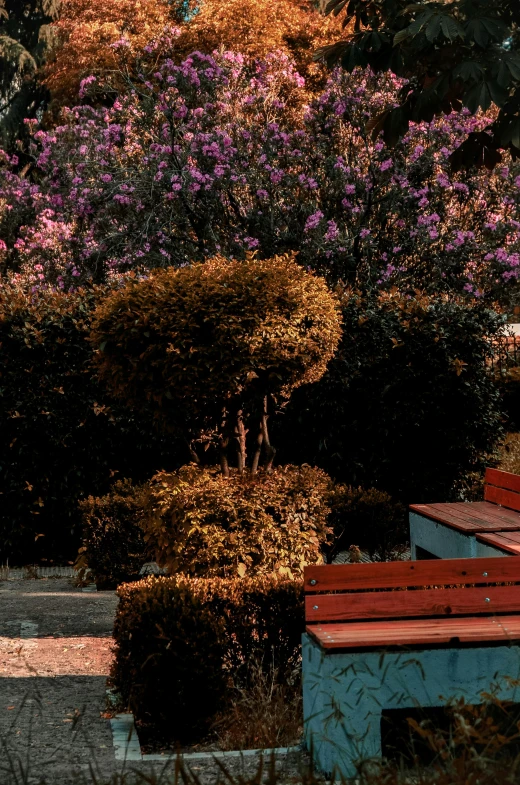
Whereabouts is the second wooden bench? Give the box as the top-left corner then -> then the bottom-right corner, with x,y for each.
410,469 -> 520,560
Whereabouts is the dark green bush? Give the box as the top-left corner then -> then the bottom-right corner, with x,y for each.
0,284 -> 183,564
274,290 -> 505,504
327,485 -> 407,562
77,479 -> 152,589
112,574 -> 304,743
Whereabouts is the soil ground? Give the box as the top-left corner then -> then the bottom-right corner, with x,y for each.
0,577 -> 310,785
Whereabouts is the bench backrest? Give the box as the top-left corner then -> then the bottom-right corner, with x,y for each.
485,468 -> 520,511
304,556 -> 520,625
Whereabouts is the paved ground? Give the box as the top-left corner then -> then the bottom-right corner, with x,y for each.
0,578 -> 310,785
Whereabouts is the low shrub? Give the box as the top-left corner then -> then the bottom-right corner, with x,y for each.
327,486 -> 407,563
76,479 -> 152,589
112,574 -> 304,744
143,464 -> 333,578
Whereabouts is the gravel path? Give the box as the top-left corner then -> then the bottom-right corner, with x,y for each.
0,577 -> 311,785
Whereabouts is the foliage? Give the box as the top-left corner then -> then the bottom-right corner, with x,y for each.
497,367 -> 520,432
497,430 -> 520,475
90,255 -> 341,471
44,0 -> 341,111
76,478 -> 151,589
174,0 -> 344,86
143,464 -> 333,578
327,485 -> 407,562
0,0 -> 61,150
3,58 -> 520,302
0,283 -> 180,564
112,573 -> 304,742
274,289 -> 505,504
320,0 -> 520,169
43,0 -> 193,112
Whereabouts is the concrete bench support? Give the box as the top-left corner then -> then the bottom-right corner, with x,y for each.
410,512 -> 476,559
302,633 -> 520,779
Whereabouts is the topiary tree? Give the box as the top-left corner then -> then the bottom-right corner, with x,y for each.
90,253 -> 342,475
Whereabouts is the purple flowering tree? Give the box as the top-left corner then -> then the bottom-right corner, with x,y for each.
1,39 -> 520,301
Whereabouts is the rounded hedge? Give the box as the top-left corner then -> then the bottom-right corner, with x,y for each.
89,254 -> 342,436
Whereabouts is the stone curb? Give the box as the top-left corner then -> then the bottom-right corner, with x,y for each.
110,713 -> 302,763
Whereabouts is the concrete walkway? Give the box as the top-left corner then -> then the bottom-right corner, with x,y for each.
0,577 -> 308,785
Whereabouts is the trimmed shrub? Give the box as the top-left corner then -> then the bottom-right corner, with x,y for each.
274,290 -> 505,504
76,479 -> 152,589
0,284 -> 181,564
112,574 -> 304,742
143,464 -> 333,578
327,486 -> 407,563
90,254 -> 342,472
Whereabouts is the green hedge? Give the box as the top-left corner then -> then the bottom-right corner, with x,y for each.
0,284 -> 183,564
112,575 -> 304,742
274,291 -> 505,503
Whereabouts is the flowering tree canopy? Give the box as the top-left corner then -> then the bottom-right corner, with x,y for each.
320,0 -> 520,169
2,43 -> 520,301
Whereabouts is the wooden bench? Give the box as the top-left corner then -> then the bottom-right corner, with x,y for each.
302,557 -> 520,778
409,469 -> 520,560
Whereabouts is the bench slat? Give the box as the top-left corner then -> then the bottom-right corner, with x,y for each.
426,503 -> 520,531
484,484 -> 520,512
306,585 -> 520,622
410,504 -> 484,532
307,615 -> 520,650
486,468 -> 520,494
477,532 -> 520,555
304,556 -> 520,592
466,501 -> 520,527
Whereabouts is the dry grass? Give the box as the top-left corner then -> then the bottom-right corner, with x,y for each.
212,660 -> 303,751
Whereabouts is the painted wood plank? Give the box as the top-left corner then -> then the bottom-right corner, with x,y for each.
484,485 -> 520,512
305,585 -> 520,622
476,532 -> 520,555
425,503 -> 517,531
304,556 -> 520,593
409,504 -> 484,531
307,615 -> 520,650
471,502 -> 520,526
486,468 -> 520,494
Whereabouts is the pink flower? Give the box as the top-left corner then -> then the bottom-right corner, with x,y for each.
304,211 -> 324,232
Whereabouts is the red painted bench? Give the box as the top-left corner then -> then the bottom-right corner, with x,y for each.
302,556 -> 520,777
409,469 -> 520,560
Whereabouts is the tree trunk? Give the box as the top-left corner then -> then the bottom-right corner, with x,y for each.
235,410 -> 247,473
261,396 -> 276,472
219,434 -> 230,477
251,426 -> 264,474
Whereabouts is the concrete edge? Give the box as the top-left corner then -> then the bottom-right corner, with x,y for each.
110,712 -> 302,763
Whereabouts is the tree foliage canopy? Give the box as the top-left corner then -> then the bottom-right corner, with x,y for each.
320,0 -> 520,168
0,0 -> 61,149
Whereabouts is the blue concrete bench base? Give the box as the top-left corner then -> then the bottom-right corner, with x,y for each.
302,633 -> 520,779
410,513 -> 513,560
410,512 -> 479,559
